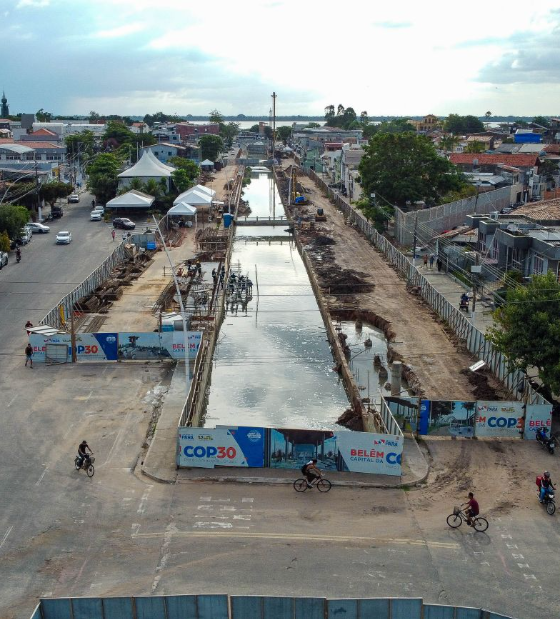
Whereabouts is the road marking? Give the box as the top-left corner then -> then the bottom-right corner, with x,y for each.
137,486 -> 153,514
193,522 -> 233,529
132,530 -> 459,549
35,468 -> 48,486
7,396 -> 16,408
0,526 -> 13,550
242,498 -> 254,503
63,423 -> 75,439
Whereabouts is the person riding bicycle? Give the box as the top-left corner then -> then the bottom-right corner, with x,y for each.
538,471 -> 556,502
77,440 -> 93,468
301,458 -> 322,488
462,492 -> 479,526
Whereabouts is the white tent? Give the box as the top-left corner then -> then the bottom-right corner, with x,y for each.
107,189 -> 155,209
118,150 -> 175,188
194,184 -> 216,197
167,202 -> 197,216
173,188 -> 212,207
200,159 -> 214,167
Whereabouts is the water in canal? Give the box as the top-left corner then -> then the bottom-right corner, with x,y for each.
203,172 -> 349,430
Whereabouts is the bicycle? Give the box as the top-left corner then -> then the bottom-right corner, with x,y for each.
446,506 -> 488,532
293,476 -> 332,492
74,454 -> 95,478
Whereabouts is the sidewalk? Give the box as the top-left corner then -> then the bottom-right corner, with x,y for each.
416,262 -> 495,334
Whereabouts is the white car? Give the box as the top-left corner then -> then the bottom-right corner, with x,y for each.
90,211 -> 102,221
27,222 -> 50,234
56,231 -> 72,244
92,205 -> 105,215
68,194 -> 80,203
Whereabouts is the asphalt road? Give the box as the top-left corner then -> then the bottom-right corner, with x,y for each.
0,191 -> 117,358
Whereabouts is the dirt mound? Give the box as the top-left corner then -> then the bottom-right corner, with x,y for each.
459,368 -> 505,400
315,263 -> 374,295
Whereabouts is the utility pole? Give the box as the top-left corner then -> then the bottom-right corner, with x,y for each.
271,91 -> 276,163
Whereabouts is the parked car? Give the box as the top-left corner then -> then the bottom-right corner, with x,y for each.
27,222 -> 50,234
0,251 -> 8,269
68,194 -> 80,203
113,217 -> 136,230
51,206 -> 64,218
12,227 -> 32,246
56,231 -> 72,244
90,211 -> 102,221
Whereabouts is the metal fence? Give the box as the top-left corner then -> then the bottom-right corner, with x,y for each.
32,594 -> 509,619
394,186 -> 512,245
40,243 -> 129,330
307,170 -> 549,408
380,395 -> 405,436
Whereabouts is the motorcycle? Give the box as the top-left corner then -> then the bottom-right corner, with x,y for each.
538,488 -> 556,515
536,429 -> 555,454
16,251 -> 21,263
459,296 -> 469,312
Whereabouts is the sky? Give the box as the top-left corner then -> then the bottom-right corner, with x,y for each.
2,0 -> 560,118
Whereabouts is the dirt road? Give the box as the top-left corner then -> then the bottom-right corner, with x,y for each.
291,168 -> 507,401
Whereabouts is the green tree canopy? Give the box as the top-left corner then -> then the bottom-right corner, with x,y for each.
169,157 -> 200,179
65,130 -> 95,159
444,114 -> 484,134
532,116 -> 550,128
358,132 -> 467,208
209,109 -> 225,125
324,104 -> 358,129
86,153 -> 121,204
143,111 -> 184,127
0,204 -> 29,240
40,181 -> 74,208
199,135 -> 224,161
276,126 -> 292,144
172,169 -> 195,193
465,140 -> 486,154
488,271 -> 560,394
249,124 -> 273,139
363,118 -> 415,139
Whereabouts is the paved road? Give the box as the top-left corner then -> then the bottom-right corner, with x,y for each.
0,191 -> 116,359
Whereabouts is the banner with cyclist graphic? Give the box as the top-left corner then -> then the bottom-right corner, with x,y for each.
178,427 -> 265,468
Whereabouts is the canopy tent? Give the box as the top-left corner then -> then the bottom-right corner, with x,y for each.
193,184 -> 216,197
107,189 -> 155,209
173,188 -> 212,207
200,159 -> 214,167
118,150 -> 175,189
167,202 -> 197,216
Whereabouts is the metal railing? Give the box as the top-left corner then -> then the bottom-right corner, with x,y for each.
40,242 -> 129,329
379,395 -> 405,436
307,169 -> 550,407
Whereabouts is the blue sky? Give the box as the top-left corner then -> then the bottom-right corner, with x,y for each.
2,0 -> 560,117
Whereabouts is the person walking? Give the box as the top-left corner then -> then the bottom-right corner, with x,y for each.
429,254 -> 435,270
25,343 -> 33,368
423,254 -> 428,269
25,320 -> 34,335
111,229 -> 116,242
436,257 -> 443,272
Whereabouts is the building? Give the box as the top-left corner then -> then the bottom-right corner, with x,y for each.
469,198 -> 560,278
410,114 -> 441,133
175,122 -> 220,140
1,91 -> 9,118
514,130 -> 542,144
146,143 -> 191,164
20,128 -> 62,142
0,140 -> 66,163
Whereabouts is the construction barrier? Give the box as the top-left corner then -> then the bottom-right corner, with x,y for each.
31,594 -> 510,619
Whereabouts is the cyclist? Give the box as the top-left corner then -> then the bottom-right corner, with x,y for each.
301,458 -> 322,488
77,439 -> 93,468
538,471 -> 556,502
462,492 -> 479,526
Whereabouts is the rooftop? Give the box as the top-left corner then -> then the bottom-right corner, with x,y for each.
514,199 -> 560,222
449,153 -> 540,167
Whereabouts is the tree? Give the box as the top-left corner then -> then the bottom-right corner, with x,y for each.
324,105 -> 335,119
533,116 -> 550,128
36,108 -> 52,122
89,110 -> 101,123
220,122 -> 239,147
103,121 -> 135,147
143,111 -> 184,127
485,111 -> 492,121
169,157 -> 200,179
358,132 -> 467,208
465,140 -> 486,154
540,160 -> 558,185
65,130 -> 95,159
86,153 -> 121,204
276,126 -> 292,144
199,135 -> 224,161
249,124 -> 273,139
324,104 -> 358,130
0,204 -> 29,240
209,109 -> 225,125
40,181 -> 73,208
0,231 -> 10,253
439,135 -> 460,153
488,271 -> 560,394
172,169 -> 195,193
444,114 -> 484,134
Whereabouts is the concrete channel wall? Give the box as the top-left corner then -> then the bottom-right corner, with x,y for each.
32,594 -> 510,619
394,186 -> 512,246
180,171 -> 245,428
307,170 -> 550,408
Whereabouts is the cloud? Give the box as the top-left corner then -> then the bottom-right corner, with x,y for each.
93,23 -> 145,38
476,12 -> 560,84
373,21 -> 411,29
16,0 -> 49,7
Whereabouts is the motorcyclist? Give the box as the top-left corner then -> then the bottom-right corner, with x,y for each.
77,440 -> 93,468
536,427 -> 550,444
460,293 -> 469,308
538,471 -> 556,502
16,247 -> 21,262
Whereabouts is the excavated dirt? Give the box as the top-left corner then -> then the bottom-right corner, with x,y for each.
290,165 -> 509,402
